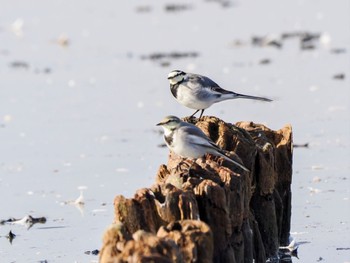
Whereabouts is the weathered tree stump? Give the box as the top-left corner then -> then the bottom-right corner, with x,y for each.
99,116 -> 293,263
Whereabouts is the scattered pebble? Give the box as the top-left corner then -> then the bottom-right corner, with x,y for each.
230,39 -> 247,47
312,176 -> 321,183
141,51 -> 199,67
63,189 -> 85,206
43,67 -> 52,74
294,143 -> 309,148
330,48 -> 346,54
333,73 -> 345,80
141,51 -> 199,61
160,61 -> 171,67
9,61 -> 29,69
164,4 -> 192,12
251,35 -> 282,49
239,31 -> 332,51
8,61 -> 52,74
6,230 -> 16,244
85,249 -> 99,255
57,34 -> 70,47
300,32 -> 321,50
74,191 -> 85,205
308,187 -> 321,194
280,32 -> 298,40
259,58 -> 271,65
311,165 -> 323,170
336,247 -> 350,250
135,5 -> 152,13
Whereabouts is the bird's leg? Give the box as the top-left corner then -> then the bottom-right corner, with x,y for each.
199,109 -> 205,118
190,110 -> 200,118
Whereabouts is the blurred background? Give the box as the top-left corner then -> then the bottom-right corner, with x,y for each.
0,0 -> 349,262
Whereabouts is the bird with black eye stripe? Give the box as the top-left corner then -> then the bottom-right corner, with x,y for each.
156,115 -> 249,172
167,70 -> 272,118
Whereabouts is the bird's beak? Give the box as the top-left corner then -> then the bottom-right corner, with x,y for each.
156,122 -> 163,126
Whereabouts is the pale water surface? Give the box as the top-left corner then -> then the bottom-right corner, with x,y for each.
0,0 -> 349,262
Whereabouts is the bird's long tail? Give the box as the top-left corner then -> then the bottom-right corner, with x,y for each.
219,152 -> 250,172
234,93 -> 272,102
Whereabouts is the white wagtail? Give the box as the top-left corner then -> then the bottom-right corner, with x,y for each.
167,70 -> 272,118
157,115 -> 249,172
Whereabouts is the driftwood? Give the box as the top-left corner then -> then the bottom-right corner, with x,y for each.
99,116 -> 293,262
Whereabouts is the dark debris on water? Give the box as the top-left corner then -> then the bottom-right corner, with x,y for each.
9,60 -> 30,69
8,61 -> 52,74
336,247 -> 350,250
333,73 -> 345,80
141,51 -> 199,61
230,31 -> 347,54
164,4 -> 192,12
259,58 -> 272,65
294,143 -> 309,148
85,249 -> 99,255
6,230 -> 16,244
0,215 -> 47,230
141,51 -> 199,67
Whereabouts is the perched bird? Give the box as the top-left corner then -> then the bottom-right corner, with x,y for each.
157,115 -> 249,172
167,70 -> 272,117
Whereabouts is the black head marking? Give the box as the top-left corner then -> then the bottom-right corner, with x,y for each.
168,70 -> 186,80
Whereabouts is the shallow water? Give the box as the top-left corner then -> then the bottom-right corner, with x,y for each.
1,0 -> 349,262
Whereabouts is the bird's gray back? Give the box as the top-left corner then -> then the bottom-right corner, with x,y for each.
187,74 -> 221,89
184,74 -> 224,102
179,122 -> 208,138
178,122 -> 221,150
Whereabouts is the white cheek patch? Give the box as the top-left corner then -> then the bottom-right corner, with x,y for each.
169,75 -> 184,85
163,128 -> 172,136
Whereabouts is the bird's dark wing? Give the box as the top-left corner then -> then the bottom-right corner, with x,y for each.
181,125 -> 222,151
188,74 -> 233,95
188,74 -> 221,88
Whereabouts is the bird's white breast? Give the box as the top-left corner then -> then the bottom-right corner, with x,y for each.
170,127 -> 206,159
176,85 -> 213,110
